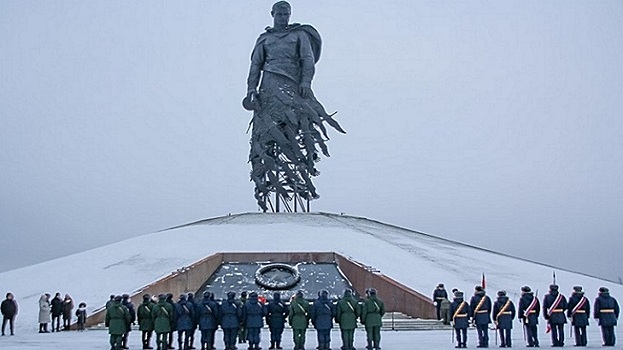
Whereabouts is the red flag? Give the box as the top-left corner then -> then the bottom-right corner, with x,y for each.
481,273 -> 486,289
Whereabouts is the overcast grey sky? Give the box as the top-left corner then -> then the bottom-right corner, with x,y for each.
1,1 -> 622,282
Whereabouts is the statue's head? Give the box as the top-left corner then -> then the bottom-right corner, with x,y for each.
271,1 -> 291,28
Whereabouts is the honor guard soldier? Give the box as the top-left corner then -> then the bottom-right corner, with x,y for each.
470,285 -> 492,348
492,290 -> 515,348
433,283 -> 448,321
450,291 -> 470,348
518,286 -> 540,348
567,286 -> 590,347
543,284 -> 567,347
594,287 -> 620,346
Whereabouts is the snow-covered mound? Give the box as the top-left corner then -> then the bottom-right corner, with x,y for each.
1,212 -> 620,333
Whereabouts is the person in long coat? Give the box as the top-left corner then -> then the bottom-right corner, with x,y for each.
450,291 -> 471,348
137,294 -> 156,350
105,296 -> 131,350
1,292 -> 18,336
518,285 -> 540,348
492,290 -> 516,348
220,291 -> 242,350
311,290 -> 336,350
567,286 -> 590,347
38,293 -> 51,333
469,286 -> 492,348
153,294 -> 175,350
288,290 -> 310,350
542,284 -> 568,347
175,294 -> 195,350
266,292 -> 288,350
361,288 -> 385,350
198,292 -> 219,350
336,289 -> 360,350
594,286 -> 620,346
62,294 -> 74,330
186,293 -> 199,350
242,291 -> 267,350
50,292 -> 63,332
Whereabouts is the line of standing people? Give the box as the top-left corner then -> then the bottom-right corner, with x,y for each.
445,284 -> 619,348
112,287 -> 384,350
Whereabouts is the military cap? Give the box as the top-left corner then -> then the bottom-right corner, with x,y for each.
475,286 -> 483,292
369,288 -> 377,295
521,286 -> 531,293
573,286 -> 583,292
227,291 -> 236,298
114,295 -> 122,302
599,287 -> 609,293
179,294 -> 186,300
497,290 -> 507,297
203,291 -> 210,298
343,289 -> 352,297
142,294 -> 151,301
158,294 -> 166,300
549,284 -> 559,291
454,291 -> 464,298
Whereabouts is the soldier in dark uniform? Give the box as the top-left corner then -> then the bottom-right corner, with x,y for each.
518,286 -> 540,348
220,291 -> 242,350
594,286 -> 620,346
266,292 -> 289,349
433,283 -> 448,321
492,290 -> 515,348
469,285 -> 492,348
542,284 -> 567,347
121,294 -> 136,350
450,291 -> 470,348
567,285 -> 590,347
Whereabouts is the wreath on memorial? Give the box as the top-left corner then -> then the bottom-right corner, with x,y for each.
255,263 -> 301,290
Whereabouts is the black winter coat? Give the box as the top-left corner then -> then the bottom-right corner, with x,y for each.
567,292 -> 590,327
1,299 -> 18,318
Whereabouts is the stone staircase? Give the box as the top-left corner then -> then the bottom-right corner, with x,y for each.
382,312 -> 451,331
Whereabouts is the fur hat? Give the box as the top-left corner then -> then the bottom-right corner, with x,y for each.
521,286 -> 531,293
454,291 -> 464,298
497,290 -> 507,297
573,286 -> 583,293
475,286 -> 484,292
549,284 -> 559,291
599,287 -> 609,293
142,294 -> 151,301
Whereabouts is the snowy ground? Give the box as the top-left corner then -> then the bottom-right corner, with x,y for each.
0,326 -> 615,349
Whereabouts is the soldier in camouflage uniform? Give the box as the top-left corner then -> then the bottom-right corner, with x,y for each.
361,288 -> 384,350
105,295 -> 131,350
336,289 -> 360,350
153,294 -> 175,350
137,294 -> 156,350
288,290 -> 310,350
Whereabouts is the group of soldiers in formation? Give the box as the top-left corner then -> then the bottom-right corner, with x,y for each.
105,287 -> 385,350
433,283 -> 620,348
